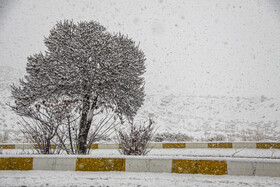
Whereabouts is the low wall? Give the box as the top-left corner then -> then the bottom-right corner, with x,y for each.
0,155 -> 279,177
1,142 -> 280,149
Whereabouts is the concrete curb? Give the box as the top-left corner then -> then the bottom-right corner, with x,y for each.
0,156 -> 279,177
1,142 -> 280,149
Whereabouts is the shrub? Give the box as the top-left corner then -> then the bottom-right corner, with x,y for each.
153,132 -> 193,142
207,134 -> 226,142
115,119 -> 156,155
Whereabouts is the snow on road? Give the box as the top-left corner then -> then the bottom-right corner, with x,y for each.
1,170 -> 280,187
3,148 -> 280,159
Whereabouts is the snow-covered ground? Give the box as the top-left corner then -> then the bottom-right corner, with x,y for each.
2,148 -> 280,160
1,170 -> 280,187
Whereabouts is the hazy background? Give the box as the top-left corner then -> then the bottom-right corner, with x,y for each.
1,0 -> 280,98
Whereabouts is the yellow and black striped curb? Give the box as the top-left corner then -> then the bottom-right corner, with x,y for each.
0,156 -> 280,177
1,142 -> 280,149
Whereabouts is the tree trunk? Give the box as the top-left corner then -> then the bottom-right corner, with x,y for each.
67,117 -> 74,154
45,139 -> 50,154
77,94 -> 97,154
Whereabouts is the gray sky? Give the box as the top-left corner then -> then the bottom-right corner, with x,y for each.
0,0 -> 280,97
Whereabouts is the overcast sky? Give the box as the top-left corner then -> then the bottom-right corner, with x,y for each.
0,0 -> 280,98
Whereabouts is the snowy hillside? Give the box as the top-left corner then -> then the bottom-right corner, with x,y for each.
1,66 -> 280,142
0,66 -> 24,142
137,93 -> 280,141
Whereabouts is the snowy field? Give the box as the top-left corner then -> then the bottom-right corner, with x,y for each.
2,94 -> 280,143
1,170 -> 280,187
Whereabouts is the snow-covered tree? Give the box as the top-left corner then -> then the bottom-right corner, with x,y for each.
11,20 -> 146,154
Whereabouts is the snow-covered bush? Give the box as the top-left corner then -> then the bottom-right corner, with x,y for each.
115,119 -> 156,155
17,100 -> 119,154
153,132 -> 193,142
16,97 -> 75,154
207,134 -> 226,142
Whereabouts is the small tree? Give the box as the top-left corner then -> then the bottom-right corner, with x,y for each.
116,119 -> 156,156
11,20 -> 146,154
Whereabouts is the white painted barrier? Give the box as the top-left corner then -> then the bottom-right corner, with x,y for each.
228,160 -> 280,177
125,158 -> 172,173
227,161 -> 256,176
255,162 -> 280,177
232,143 -> 256,149
186,143 -> 208,148
33,157 -> 76,171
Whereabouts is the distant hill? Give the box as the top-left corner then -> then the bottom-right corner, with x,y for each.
137,93 -> 280,141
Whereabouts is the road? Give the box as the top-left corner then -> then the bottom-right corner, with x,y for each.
1,170 -> 280,187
